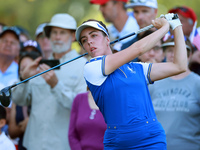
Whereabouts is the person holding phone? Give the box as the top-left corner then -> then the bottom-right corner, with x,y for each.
11,13 -> 87,150
9,42 -> 42,150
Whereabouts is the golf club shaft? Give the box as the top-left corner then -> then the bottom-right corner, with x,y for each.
10,52 -> 89,88
10,24 -> 157,89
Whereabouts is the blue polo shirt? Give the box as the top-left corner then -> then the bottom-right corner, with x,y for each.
0,61 -> 19,88
84,56 -> 155,125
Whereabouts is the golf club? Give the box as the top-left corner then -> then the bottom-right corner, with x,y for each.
0,14 -> 179,107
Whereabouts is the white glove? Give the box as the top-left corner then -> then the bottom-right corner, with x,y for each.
160,13 -> 182,30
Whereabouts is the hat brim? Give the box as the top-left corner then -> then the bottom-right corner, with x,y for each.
75,21 -> 109,44
44,23 -> 76,38
0,30 -> 19,40
125,2 -> 157,9
90,0 -> 109,5
162,42 -> 191,51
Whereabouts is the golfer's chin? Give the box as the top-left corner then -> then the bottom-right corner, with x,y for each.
91,50 -> 101,58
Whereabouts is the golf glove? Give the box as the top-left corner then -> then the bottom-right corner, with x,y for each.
160,13 -> 182,30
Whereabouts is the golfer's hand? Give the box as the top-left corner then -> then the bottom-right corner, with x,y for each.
161,13 -> 182,30
39,63 -> 58,88
21,57 -> 42,79
152,18 -> 169,30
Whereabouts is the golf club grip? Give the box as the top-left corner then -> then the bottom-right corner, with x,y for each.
110,14 -> 178,45
173,14 -> 178,19
137,13 -> 178,35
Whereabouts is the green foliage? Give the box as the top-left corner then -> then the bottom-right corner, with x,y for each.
0,0 -> 199,40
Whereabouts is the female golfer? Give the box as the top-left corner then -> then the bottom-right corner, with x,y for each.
75,14 -> 187,149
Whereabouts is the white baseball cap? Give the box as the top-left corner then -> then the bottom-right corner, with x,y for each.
44,13 -> 77,38
126,0 -> 157,9
76,20 -> 109,44
35,23 -> 48,38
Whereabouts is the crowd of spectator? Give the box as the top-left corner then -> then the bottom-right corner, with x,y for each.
0,0 -> 200,150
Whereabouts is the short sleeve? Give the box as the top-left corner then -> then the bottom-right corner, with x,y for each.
138,62 -> 154,84
84,56 -> 108,86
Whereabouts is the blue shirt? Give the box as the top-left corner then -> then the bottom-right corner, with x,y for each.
0,61 -> 18,108
84,56 -> 155,125
0,61 -> 19,87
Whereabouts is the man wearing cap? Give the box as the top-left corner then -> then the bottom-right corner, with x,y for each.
168,6 -> 199,50
0,27 -> 20,88
9,40 -> 42,150
0,26 -> 20,145
12,13 -> 87,150
168,6 -> 200,78
121,0 -> 158,55
90,0 -> 139,51
35,23 -> 52,59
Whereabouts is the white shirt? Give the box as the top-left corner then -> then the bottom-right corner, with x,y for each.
107,13 -> 139,51
0,132 -> 16,150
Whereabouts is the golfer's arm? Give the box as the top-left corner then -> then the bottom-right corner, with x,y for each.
105,24 -> 169,75
150,26 -> 187,81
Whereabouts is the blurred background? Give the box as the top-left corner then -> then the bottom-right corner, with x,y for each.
0,0 -> 199,51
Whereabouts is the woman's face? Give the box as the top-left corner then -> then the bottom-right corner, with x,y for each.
80,27 -> 111,58
19,57 -> 34,76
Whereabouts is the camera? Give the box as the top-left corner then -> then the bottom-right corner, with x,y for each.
39,59 -> 60,69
